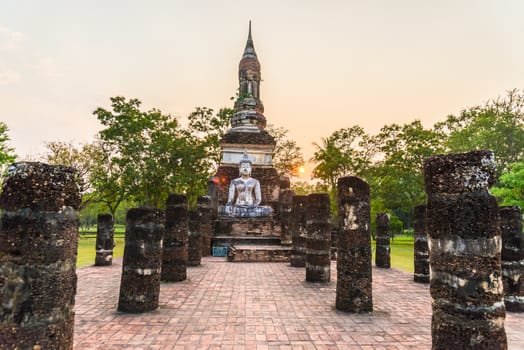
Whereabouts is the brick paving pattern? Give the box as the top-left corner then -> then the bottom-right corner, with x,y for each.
74,257 -> 524,349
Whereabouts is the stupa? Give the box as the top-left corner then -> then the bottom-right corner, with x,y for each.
209,22 -> 291,262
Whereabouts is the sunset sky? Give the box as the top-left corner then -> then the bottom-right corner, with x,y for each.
1,1 -> 523,177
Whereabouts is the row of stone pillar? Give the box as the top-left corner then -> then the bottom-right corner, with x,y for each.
118,194 -> 213,313
287,177 -> 374,313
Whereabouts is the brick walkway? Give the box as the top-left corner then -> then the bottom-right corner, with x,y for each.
74,257 -> 524,349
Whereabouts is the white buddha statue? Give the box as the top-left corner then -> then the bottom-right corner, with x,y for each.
219,151 -> 272,218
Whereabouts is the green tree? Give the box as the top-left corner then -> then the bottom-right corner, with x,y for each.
266,124 -> 305,178
435,89 -> 524,175
94,96 -> 185,208
186,107 -> 232,172
311,126 -> 373,193
491,161 -> 524,208
369,120 -> 445,227
0,121 -> 16,176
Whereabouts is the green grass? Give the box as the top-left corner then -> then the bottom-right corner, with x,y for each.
75,230 -> 416,272
77,233 -> 125,268
372,234 -> 414,273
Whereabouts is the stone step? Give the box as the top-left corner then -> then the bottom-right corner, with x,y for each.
212,235 -> 282,247
227,245 -> 292,263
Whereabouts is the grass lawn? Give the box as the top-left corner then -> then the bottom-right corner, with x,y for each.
77,227 -> 415,273
372,234 -> 414,273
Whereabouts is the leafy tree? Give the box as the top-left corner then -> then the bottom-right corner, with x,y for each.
186,107 -> 232,172
435,89 -> 524,175
310,126 -> 373,194
94,97 -> 185,208
369,120 -> 445,227
491,161 -> 524,209
266,124 -> 305,178
0,121 -> 16,175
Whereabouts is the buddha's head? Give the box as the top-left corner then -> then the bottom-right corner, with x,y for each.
239,150 -> 252,177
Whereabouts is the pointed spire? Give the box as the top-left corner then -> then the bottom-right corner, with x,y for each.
243,20 -> 257,58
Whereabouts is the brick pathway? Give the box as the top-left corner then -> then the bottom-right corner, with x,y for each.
74,257 -> 524,349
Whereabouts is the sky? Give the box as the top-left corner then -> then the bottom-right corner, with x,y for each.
1,1 -> 523,176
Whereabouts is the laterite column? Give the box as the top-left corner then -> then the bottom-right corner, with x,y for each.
161,194 -> 188,282
280,189 -> 295,245
336,176 -> 373,313
375,212 -> 390,268
117,208 -> 164,313
424,150 -> 506,349
188,210 -> 202,267
305,193 -> 331,283
500,206 -> 524,312
95,213 -> 115,266
290,195 -> 308,267
413,204 -> 429,283
198,195 -> 213,257
0,162 -> 81,349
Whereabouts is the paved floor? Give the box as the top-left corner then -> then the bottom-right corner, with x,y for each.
74,257 -> 524,349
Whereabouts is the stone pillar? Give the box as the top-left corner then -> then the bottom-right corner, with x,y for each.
95,213 -> 115,266
188,210 -> 202,267
279,189 -> 295,245
0,162 -> 81,349
197,195 -> 213,257
500,205 -> 524,312
336,176 -> 373,313
305,193 -> 331,283
413,204 -> 429,283
291,195 -> 308,267
161,194 -> 188,282
375,212 -> 390,268
117,208 -> 164,313
424,150 -> 507,349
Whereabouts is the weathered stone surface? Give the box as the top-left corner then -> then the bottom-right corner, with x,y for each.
188,210 -> 202,267
197,196 -> 213,257
413,204 -> 429,283
279,189 -> 295,245
162,194 -> 188,282
375,212 -> 390,268
0,161 -> 81,211
424,150 -> 507,349
500,206 -> 524,312
227,245 -> 291,262
336,176 -> 373,313
0,162 -> 80,350
118,207 -> 164,313
95,213 -> 114,266
305,193 -> 331,283
290,195 -> 308,267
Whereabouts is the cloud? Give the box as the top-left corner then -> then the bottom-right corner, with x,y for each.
0,69 -> 21,85
0,24 -> 59,85
0,25 -> 25,51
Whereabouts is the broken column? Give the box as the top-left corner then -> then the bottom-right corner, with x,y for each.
95,213 -> 115,266
375,212 -> 390,268
0,162 -> 81,349
413,204 -> 429,283
305,193 -> 331,283
117,207 -> 164,313
161,194 -> 188,282
279,189 -> 295,245
197,195 -> 213,257
336,176 -> 373,313
188,210 -> 202,267
424,150 -> 507,349
291,195 -> 308,267
500,205 -> 524,312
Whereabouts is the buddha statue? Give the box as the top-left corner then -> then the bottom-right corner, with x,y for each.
219,152 -> 273,218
